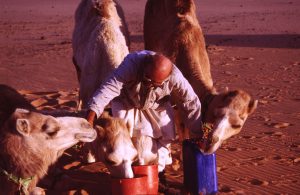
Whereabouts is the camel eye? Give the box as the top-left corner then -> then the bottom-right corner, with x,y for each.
47,131 -> 58,137
42,123 -> 59,137
231,124 -> 241,129
214,108 -> 225,118
81,122 -> 91,129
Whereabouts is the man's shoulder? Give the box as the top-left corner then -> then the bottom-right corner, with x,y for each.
123,50 -> 156,66
131,50 -> 156,56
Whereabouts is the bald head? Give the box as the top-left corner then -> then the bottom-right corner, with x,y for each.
144,54 -> 173,85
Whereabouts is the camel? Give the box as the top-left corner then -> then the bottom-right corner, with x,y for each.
72,0 -> 130,109
72,0 -> 138,179
84,112 -> 138,178
144,0 -> 258,154
42,107 -> 138,179
0,85 -> 97,194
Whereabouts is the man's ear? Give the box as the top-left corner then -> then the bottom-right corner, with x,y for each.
16,119 -> 31,136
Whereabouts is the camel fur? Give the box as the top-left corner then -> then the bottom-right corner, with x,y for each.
144,0 -> 258,154
84,112 -> 138,178
72,0 -> 130,109
0,85 -> 97,194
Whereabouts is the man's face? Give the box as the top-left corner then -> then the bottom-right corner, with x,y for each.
142,73 -> 166,88
143,56 -> 172,88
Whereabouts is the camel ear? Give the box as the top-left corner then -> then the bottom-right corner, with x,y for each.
101,111 -> 111,119
16,119 -> 31,136
15,108 -> 30,114
248,99 -> 258,115
177,0 -> 193,15
217,86 -> 229,94
221,86 -> 229,93
95,125 -> 106,139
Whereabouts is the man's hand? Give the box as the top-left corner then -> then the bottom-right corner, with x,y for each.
86,110 -> 96,126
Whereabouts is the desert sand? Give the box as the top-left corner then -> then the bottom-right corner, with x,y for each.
0,0 -> 299,194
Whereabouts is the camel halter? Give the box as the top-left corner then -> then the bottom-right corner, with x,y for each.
201,93 -> 215,123
0,166 -> 35,195
202,122 -> 214,139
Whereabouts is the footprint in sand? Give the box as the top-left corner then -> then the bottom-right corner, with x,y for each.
239,156 -> 267,166
217,166 -> 228,172
241,135 -> 256,139
230,56 -> 254,61
219,185 -> 232,193
276,157 -> 296,166
223,147 -> 242,152
273,122 -> 292,129
289,143 -> 300,149
249,147 -> 263,151
251,156 -> 267,166
207,45 -> 224,52
272,155 -> 282,160
249,178 -> 269,186
261,130 -> 286,138
293,157 -> 300,163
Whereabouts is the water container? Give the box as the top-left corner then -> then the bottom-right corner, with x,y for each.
182,139 -> 218,195
132,164 -> 159,194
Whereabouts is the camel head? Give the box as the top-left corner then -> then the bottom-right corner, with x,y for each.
7,108 -> 97,155
199,89 -> 258,154
90,114 -> 137,178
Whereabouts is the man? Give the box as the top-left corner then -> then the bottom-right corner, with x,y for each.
86,50 -> 202,183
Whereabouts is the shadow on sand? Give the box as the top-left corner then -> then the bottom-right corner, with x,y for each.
130,34 -> 300,49
205,34 -> 300,48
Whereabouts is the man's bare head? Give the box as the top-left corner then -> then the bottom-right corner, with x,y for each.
144,54 -> 173,86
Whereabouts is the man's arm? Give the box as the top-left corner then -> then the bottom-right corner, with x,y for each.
170,65 -> 203,134
88,51 -> 148,118
86,110 -> 96,125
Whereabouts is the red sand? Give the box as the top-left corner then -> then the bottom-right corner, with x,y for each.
1,0 -> 300,194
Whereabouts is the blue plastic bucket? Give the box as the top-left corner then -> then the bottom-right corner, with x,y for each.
183,139 -> 218,194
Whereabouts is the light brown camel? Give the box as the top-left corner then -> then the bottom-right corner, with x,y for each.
84,112 -> 138,178
72,0 -> 138,178
144,0 -> 258,154
72,0 -> 130,109
0,85 -> 97,195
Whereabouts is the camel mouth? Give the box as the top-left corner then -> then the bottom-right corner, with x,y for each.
201,123 -> 214,146
188,137 -> 211,154
189,123 -> 215,154
75,130 -> 97,142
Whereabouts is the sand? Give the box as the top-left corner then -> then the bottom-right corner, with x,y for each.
0,0 -> 299,194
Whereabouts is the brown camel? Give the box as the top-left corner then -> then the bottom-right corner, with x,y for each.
144,0 -> 258,154
0,85 -> 97,194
